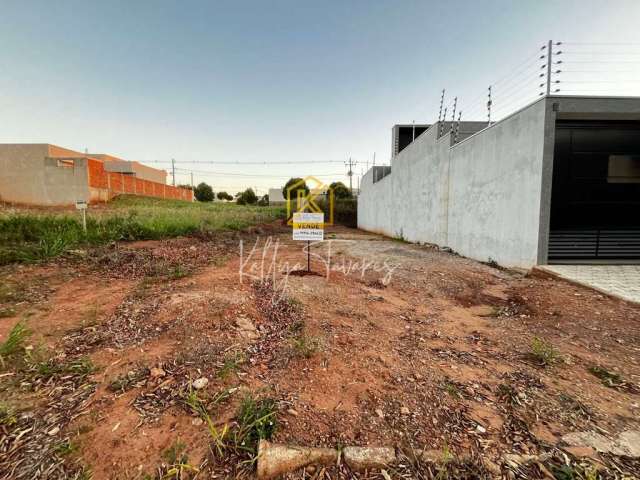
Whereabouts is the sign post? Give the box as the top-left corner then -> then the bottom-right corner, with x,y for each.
75,200 -> 88,233
292,212 -> 324,272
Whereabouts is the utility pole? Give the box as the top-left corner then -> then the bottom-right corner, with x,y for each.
373,152 -> 376,167
546,39 -> 553,96
190,172 -> 194,189
171,158 -> 176,186
345,157 -> 356,193
412,120 -> 416,142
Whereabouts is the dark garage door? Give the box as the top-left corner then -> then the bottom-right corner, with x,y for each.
548,120 -> 640,263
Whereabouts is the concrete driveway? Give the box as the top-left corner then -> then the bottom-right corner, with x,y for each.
539,265 -> 640,304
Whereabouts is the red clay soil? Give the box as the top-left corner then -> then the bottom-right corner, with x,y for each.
1,223 -> 639,479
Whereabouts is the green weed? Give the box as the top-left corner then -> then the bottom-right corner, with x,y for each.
34,357 -> 95,380
234,394 -> 278,454
161,439 -> 198,479
54,440 -> 78,456
217,352 -> 245,380
169,265 -> 190,280
0,403 -> 18,426
290,334 -> 321,359
393,229 -> 408,243
588,365 -> 624,388
183,386 -> 232,459
442,381 -> 462,399
0,321 -> 32,367
529,336 -> 560,366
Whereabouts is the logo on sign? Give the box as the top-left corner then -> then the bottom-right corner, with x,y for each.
285,176 -> 334,226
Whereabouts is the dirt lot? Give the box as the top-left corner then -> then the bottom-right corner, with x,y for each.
1,222 -> 639,479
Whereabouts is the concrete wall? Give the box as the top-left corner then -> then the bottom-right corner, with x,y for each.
0,144 -> 90,206
447,100 -> 548,266
269,188 -> 285,203
358,100 -> 549,268
358,124 -> 453,245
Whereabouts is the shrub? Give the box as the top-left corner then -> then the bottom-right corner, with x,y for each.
282,178 -> 309,200
329,181 -> 352,199
236,188 -> 258,205
194,182 -> 214,202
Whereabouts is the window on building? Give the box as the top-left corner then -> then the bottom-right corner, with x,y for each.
608,155 -> 640,183
56,159 -> 74,168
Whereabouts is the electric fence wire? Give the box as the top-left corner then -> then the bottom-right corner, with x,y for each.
460,45 -> 546,122
552,45 -> 640,96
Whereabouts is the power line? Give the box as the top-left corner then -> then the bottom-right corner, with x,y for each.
173,167 -> 345,178
141,159 -> 347,165
562,42 -> 640,46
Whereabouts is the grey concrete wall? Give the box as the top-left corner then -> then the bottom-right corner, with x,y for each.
447,99 -> 548,266
358,124 -> 452,245
359,96 -> 640,267
358,100 -> 549,268
0,144 -> 90,206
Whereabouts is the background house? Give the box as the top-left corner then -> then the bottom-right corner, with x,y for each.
0,144 -> 192,206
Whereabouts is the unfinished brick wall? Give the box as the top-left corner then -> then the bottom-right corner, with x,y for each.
87,158 -> 192,202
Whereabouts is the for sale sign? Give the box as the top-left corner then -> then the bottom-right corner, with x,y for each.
292,212 -> 324,241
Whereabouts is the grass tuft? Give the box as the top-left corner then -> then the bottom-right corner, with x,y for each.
183,386 -> 232,458
290,334 -> 321,359
234,394 -> 278,454
34,356 -> 95,380
0,402 -> 18,426
217,352 -> 245,380
54,440 -> 78,457
160,439 -> 199,479
588,365 -> 624,389
529,336 -> 560,366
0,321 -> 32,367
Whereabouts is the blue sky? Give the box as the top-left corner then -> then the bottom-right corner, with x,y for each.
2,0 -> 640,194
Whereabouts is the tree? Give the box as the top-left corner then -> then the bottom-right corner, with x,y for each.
237,188 -> 258,205
329,181 -> 352,199
177,184 -> 193,191
283,177 -> 309,201
194,182 -> 214,202
217,191 -> 233,201
257,194 -> 269,206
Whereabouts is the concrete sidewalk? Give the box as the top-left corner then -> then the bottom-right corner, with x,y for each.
538,265 -> 640,304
